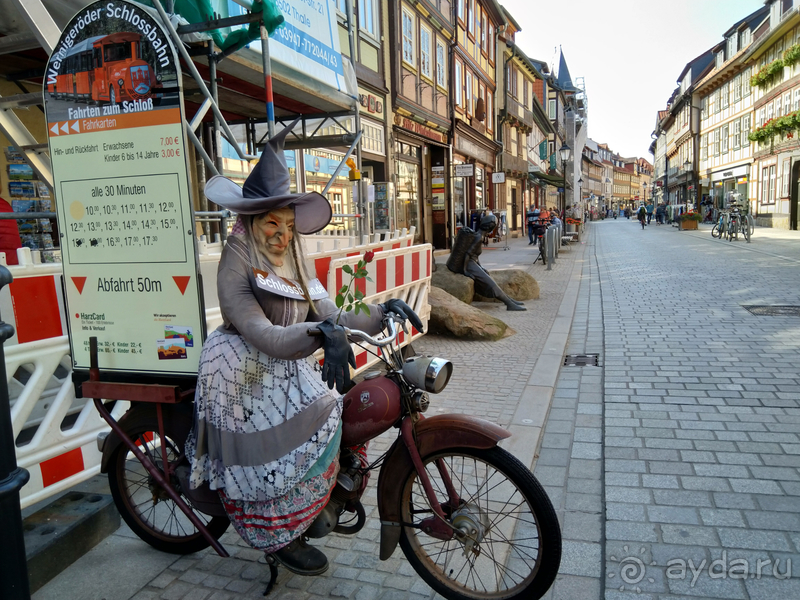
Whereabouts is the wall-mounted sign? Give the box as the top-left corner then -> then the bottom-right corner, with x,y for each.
45,0 -> 203,376
359,90 -> 384,118
455,163 -> 475,177
492,172 -> 506,184
394,114 -> 447,144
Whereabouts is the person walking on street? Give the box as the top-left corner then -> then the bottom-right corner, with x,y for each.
526,207 -> 537,245
637,204 -> 647,229
646,202 -> 654,224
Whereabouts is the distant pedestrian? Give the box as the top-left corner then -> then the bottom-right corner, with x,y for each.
526,207 -> 537,245
646,202 -> 654,224
655,203 -> 666,225
637,205 -> 647,229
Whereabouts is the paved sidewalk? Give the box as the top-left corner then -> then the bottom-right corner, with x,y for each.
540,218 -> 800,600
31,231 -> 588,600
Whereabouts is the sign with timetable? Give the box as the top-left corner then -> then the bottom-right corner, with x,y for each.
44,0 -> 204,375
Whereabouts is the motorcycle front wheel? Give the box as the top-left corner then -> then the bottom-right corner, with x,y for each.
399,447 -> 561,600
107,418 -> 229,554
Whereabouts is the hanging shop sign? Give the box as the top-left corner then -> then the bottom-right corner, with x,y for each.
45,0 -> 203,376
492,172 -> 506,184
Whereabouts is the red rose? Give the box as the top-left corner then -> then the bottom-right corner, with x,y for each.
364,250 -> 375,263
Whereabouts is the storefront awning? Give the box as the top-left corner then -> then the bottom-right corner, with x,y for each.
529,171 -> 572,189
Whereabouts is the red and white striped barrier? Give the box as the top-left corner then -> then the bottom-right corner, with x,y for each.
7,230 -> 429,508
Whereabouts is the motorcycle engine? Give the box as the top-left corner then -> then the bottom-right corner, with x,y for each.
305,450 -> 370,539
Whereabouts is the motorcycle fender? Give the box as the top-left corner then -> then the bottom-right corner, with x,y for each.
99,403 -> 193,473
376,414 -> 510,560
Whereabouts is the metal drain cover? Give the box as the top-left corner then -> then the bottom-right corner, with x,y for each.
563,354 -> 599,367
743,305 -> 800,317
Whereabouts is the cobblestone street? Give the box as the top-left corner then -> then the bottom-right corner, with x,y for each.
32,220 -> 800,600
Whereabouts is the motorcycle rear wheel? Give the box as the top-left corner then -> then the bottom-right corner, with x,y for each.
107,419 -> 229,554
399,447 -> 561,600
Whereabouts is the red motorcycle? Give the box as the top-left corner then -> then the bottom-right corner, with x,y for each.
84,314 -> 562,600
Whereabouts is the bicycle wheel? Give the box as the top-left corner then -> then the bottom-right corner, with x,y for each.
742,220 -> 751,242
538,238 -> 546,265
747,214 -> 755,237
711,224 -> 720,238
107,417 -> 229,554
399,447 -> 561,600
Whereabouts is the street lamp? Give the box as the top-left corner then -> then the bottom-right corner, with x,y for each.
559,142 -> 571,215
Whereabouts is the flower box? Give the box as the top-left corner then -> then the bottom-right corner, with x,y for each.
679,220 -> 698,231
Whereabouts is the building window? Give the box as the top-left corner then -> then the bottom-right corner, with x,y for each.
455,61 -> 462,106
457,0 -> 464,20
713,128 -> 720,156
468,0 -> 475,36
782,158 -> 791,197
334,0 -> 346,14
420,25 -> 431,79
523,78 -> 528,107
720,83 -> 729,109
480,14 -> 487,54
742,67 -> 751,96
769,164 -> 776,203
362,119 -> 385,155
722,124 -> 729,153
402,10 -> 414,65
548,99 -> 556,119
733,119 -> 741,149
767,103 -> 773,122
761,167 -> 769,204
776,96 -> 782,117
358,0 -> 377,37
466,71 -> 472,114
488,23 -> 494,62
487,90 -> 492,131
785,92 -> 792,115
436,41 -> 446,88
700,134 -> 707,160
741,115 -> 751,146
795,88 -> 800,111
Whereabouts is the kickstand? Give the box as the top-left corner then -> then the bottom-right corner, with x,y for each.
263,557 -> 279,596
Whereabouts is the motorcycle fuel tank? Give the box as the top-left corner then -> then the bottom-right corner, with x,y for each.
341,375 -> 402,447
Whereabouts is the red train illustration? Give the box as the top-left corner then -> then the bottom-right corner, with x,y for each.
47,32 -> 162,105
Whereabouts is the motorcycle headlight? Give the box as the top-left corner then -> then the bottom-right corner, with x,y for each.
118,78 -> 124,87
402,356 -> 453,394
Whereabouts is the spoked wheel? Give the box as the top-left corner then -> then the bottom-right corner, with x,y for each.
107,420 -> 229,554
399,447 -> 561,600
711,224 -> 720,238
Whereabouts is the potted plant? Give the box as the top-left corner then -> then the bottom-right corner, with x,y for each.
678,211 -> 702,230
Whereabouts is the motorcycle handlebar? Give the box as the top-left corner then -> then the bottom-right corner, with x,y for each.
307,315 -> 401,348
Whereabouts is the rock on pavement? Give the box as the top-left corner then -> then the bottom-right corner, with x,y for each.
428,286 -> 510,340
474,269 -> 540,303
431,267 -> 475,303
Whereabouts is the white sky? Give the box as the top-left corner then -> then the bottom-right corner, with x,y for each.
501,0 -> 765,160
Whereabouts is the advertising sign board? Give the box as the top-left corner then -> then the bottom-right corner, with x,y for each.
44,0 -> 204,376
230,0 -> 347,92
455,163 -> 475,177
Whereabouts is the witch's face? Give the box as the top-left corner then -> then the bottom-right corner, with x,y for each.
254,207 -> 294,266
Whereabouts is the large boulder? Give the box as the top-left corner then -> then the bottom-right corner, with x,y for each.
474,269 -> 539,303
431,267 -> 474,304
428,286 -> 510,341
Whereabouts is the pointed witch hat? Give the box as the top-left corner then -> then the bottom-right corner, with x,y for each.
204,117 -> 332,234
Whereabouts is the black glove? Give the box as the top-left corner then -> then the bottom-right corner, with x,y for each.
380,299 -> 424,334
317,318 -> 356,393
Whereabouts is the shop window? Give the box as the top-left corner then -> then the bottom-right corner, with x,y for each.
436,41 -> 447,88
396,159 -> 420,234
475,166 -> 485,209
454,162 -> 466,226
420,25 -> 432,79
402,9 -> 415,66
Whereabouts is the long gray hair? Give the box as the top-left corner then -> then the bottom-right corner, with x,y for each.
239,212 -> 317,313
